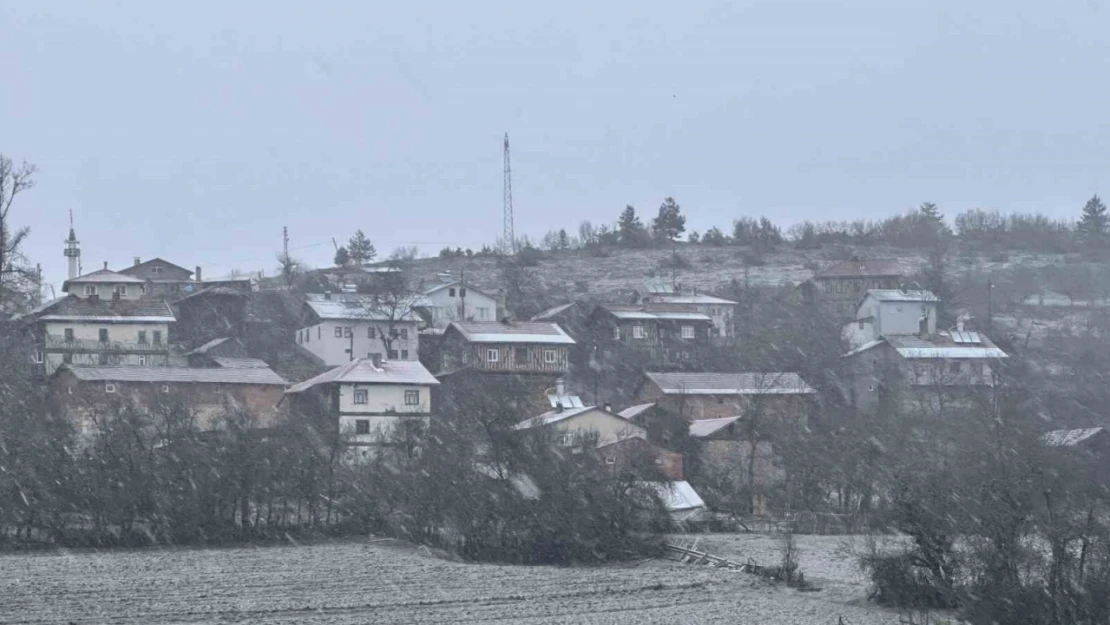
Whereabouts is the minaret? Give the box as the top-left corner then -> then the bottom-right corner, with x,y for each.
64,210 -> 81,279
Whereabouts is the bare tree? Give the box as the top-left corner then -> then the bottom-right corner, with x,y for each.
0,155 -> 37,303
359,265 -> 422,358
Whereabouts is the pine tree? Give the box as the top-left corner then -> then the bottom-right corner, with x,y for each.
652,197 -> 686,243
1077,194 -> 1108,247
618,206 -> 645,247
557,228 -> 570,251
919,202 -> 951,239
333,246 -> 350,267
348,230 -> 377,265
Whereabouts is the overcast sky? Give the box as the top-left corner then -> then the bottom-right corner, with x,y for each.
3,1 -> 1108,290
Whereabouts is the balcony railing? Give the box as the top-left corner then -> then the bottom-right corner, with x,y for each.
44,335 -> 170,354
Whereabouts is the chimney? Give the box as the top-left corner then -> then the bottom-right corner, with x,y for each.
555,378 -> 566,397
324,291 -> 332,301
133,257 -> 141,266
103,261 -> 108,270
195,266 -> 202,282
956,318 -> 965,333
371,353 -> 384,368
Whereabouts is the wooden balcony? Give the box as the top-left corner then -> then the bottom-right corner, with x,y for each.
44,335 -> 170,354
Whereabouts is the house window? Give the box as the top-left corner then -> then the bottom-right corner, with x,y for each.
98,353 -> 109,365
153,331 -> 162,345
477,307 -> 489,320
355,419 -> 370,435
151,266 -> 163,275
64,328 -> 74,341
514,347 -> 529,364
401,350 -> 409,359
460,288 -> 467,297
368,327 -> 376,339
388,349 -> 399,360
449,288 -> 456,297
63,353 -> 73,364
544,349 -> 557,364
115,285 -> 127,296
405,390 -> 420,405
335,327 -> 343,338
400,328 -> 409,340
138,356 -> 147,366
139,284 -> 146,295
161,384 -> 169,393
31,350 -> 43,364
84,285 -> 97,296
318,327 -> 321,339
99,328 -> 109,343
353,389 -> 368,404
487,348 -> 499,362
632,325 -> 645,339
345,327 -> 354,338
613,327 -> 621,340
681,325 -> 695,339
105,383 -> 117,393
605,456 -> 616,465
138,330 -> 148,344
948,361 -> 961,375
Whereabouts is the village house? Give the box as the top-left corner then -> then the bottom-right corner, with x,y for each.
800,258 -> 903,319
638,282 -> 738,339
841,289 -> 1008,413
437,320 -> 575,376
294,293 -> 420,366
21,266 -> 176,376
283,358 -> 439,454
117,257 -> 200,298
173,285 -> 249,345
634,372 -> 816,424
689,416 -> 782,516
589,303 -> 714,368
414,280 -> 499,332
51,364 -> 288,436
184,337 -> 251,366
531,301 -> 589,342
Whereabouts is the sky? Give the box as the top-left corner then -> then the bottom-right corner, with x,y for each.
2,1 -> 1109,292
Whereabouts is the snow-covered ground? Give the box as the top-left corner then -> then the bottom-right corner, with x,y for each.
0,534 -> 914,624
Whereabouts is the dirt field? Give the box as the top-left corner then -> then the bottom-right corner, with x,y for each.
0,534 -> 908,625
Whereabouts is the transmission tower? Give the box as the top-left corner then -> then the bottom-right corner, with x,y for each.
502,133 -> 516,255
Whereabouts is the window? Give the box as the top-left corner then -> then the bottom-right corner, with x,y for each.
477,307 -> 489,320
64,328 -> 74,342
401,349 -> 409,359
138,330 -> 148,344
318,327 -> 321,339
139,284 -> 146,295
105,383 -> 117,393
31,350 -> 43,364
152,331 -> 162,345
612,327 -> 621,340
544,349 -> 557,364
151,266 -> 163,275
115,285 -> 127,296
632,325 -> 645,339
63,353 -> 73,364
405,390 -> 420,406
449,288 -> 456,297
99,328 -> 109,342
306,328 -> 310,342
353,389 -> 368,404
460,288 -> 466,297
138,356 -> 147,366
335,327 -> 343,337
98,353 -> 109,365
605,456 -> 616,465
400,328 -> 409,340
368,327 -> 376,339
161,384 -> 169,393
514,347 -> 529,363
487,348 -> 499,362
681,325 -> 695,339
948,361 -> 961,375
355,419 -> 370,435
84,285 -> 97,296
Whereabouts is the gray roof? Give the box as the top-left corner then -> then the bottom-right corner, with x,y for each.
61,365 -> 286,385
532,302 -> 577,321
645,372 -> 816,395
689,416 -> 742,438
1043,428 -> 1106,447
185,337 -> 233,355
118,258 -> 193,276
449,321 -> 575,344
63,268 -> 146,286
176,285 -> 247,303
212,357 -> 271,369
305,298 -> 419,322
618,403 -> 655,420
285,358 -> 439,394
513,405 -> 597,429
813,259 -> 901,279
646,294 -> 737,306
865,289 -> 939,303
34,296 -> 176,323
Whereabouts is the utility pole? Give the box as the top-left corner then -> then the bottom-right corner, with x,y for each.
503,133 -> 515,256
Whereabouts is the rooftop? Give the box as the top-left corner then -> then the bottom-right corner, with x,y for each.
643,294 -> 738,306
212,357 -> 271,369
1043,428 -> 1106,447
532,302 -> 577,321
185,337 -> 235,355
285,358 -> 439,394
601,304 -> 712,323
305,298 -> 419,322
813,259 -> 901,279
422,280 -> 495,299
62,268 -> 145,290
32,296 -> 176,323
886,333 -> 1008,359
618,403 -> 655,420
60,365 -> 286,385
865,289 -> 939,303
689,416 -> 743,438
644,372 -> 816,395
449,321 -> 576,344
513,405 -> 597,430
118,258 -> 193,276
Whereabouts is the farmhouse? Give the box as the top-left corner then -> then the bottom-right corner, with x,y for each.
638,291 -> 738,339
800,258 -> 902,319
439,320 -> 575,376
634,372 -> 816,424
589,303 -> 714,368
294,293 -> 420,366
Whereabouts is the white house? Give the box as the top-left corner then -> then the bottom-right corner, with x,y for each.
639,292 -> 738,338
284,358 -> 439,452
415,280 -> 498,332
844,289 -> 939,349
295,293 -> 420,366
22,267 -> 175,375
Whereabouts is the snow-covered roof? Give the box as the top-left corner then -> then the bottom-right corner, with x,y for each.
33,296 -> 176,323
513,405 -> 597,429
532,302 -> 577,321
644,481 -> 706,512
618,403 -> 655,420
62,268 -> 146,287
60,365 -> 286,386
689,416 -> 742,438
1043,427 -> 1106,447
185,337 -> 233,355
887,335 -> 1008,359
421,281 -> 495,299
645,372 -> 816,395
212,357 -> 270,369
608,310 -> 712,322
645,294 -> 737,306
305,298 -> 419,322
865,289 -> 939,303
285,359 -> 439,394
449,321 -> 575,345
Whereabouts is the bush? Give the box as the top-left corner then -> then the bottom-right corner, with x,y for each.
862,551 -> 959,610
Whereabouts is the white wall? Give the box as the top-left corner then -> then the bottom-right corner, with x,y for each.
68,284 -> 142,300
296,319 -> 419,366
338,382 -> 432,414
45,321 -> 169,343
548,409 -> 646,444
855,296 -> 937,339
422,287 -> 498,329
340,415 -> 430,444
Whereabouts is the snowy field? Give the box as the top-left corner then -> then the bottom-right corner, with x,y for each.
0,535 -> 907,624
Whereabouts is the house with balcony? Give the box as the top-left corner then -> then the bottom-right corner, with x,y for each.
437,320 -> 575,378
294,293 -> 420,366
21,267 -> 176,375
841,289 -> 1008,413
800,258 -> 903,319
284,358 -> 439,457
588,303 -> 714,369
638,281 -> 737,339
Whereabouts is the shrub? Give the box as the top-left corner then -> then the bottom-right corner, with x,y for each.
862,551 -> 959,610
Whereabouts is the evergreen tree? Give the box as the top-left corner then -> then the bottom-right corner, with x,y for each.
652,197 -> 686,243
347,230 -> 377,265
617,206 -> 645,247
1077,194 -> 1108,247
333,246 -> 350,267
557,228 -> 570,251
919,201 -> 951,239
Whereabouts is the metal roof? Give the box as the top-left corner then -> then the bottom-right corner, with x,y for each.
184,337 -> 233,355
212,357 -> 270,369
513,405 -> 598,429
645,294 -> 738,306
645,372 -> 816,395
449,321 -> 576,344
608,310 -> 712,322
813,259 -> 901,279
421,280 -> 496,299
118,258 -> 193,276
618,403 -> 655,420
305,298 -> 419,322
176,285 -> 247,303
644,481 -> 706,512
532,302 -> 577,321
285,358 -> 439,394
689,416 -> 742,438
1043,428 -> 1106,447
886,334 -> 1008,359
35,296 -> 176,323
865,289 -> 939,303
62,268 -> 146,286
60,365 -> 286,385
